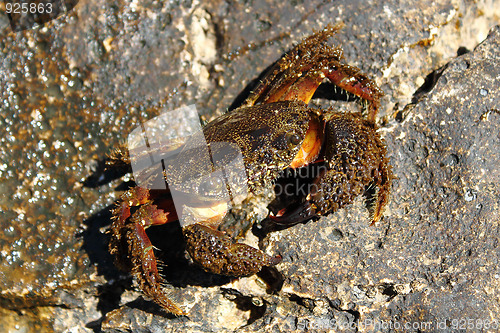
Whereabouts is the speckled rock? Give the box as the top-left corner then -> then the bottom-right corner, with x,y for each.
0,0 -> 499,332
258,24 -> 500,333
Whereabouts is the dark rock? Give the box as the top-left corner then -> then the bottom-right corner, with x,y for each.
0,0 -> 498,331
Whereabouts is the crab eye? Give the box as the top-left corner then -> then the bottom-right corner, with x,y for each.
198,176 -> 224,196
286,132 -> 302,147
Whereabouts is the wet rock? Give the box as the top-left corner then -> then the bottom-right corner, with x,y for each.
0,0 -> 498,332
262,24 -> 500,332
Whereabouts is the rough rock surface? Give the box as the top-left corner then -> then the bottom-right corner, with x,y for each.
0,0 -> 499,332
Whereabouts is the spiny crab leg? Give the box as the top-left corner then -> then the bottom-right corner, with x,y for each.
109,187 -> 282,314
243,23 -> 383,123
109,187 -> 185,316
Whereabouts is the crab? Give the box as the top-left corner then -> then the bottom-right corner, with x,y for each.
108,24 -> 392,315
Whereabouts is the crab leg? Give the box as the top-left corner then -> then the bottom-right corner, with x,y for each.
109,187 -> 151,272
243,24 -> 383,123
323,64 -> 383,123
270,71 -> 326,105
128,216 -> 184,315
249,65 -> 325,105
109,187 -> 184,315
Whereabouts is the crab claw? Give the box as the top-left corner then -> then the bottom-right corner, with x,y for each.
183,223 -> 281,276
268,201 -> 317,226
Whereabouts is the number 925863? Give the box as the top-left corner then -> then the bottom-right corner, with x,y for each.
6,1 -> 53,14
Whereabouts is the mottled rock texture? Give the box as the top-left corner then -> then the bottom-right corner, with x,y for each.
0,0 -> 498,332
